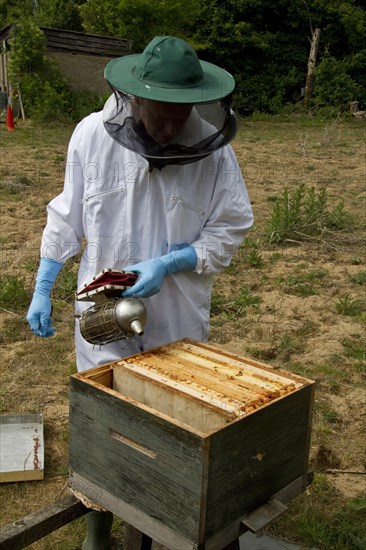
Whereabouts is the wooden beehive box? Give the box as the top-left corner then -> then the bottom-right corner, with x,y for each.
69,339 -> 315,549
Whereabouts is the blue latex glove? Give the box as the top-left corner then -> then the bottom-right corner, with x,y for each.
26,257 -> 64,337
123,245 -> 197,298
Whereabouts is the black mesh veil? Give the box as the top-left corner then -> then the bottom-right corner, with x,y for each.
103,89 -> 238,170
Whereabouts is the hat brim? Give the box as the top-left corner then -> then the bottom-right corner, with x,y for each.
105,55 -> 235,103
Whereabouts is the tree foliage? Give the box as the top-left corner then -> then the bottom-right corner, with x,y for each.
1,0 -> 86,31
35,0 -> 86,32
314,50 -> 365,108
310,0 -> 366,110
192,0 -> 312,113
192,0 -> 366,112
80,0 -> 205,52
2,0 -> 366,115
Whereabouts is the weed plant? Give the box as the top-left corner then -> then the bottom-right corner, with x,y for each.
1,318 -> 28,344
335,294 -> 365,317
275,268 -> 329,296
0,275 -> 29,310
242,239 -> 264,268
342,335 -> 366,374
351,271 -> 366,285
266,183 -> 353,243
276,276 -> 316,296
270,474 -> 366,550
210,292 -> 227,315
226,240 -> 264,273
277,332 -> 304,358
342,335 -> 366,361
211,288 -> 261,318
53,267 -> 78,302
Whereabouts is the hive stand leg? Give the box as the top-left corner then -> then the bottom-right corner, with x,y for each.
123,525 -> 240,550
221,538 -> 240,550
124,523 -> 152,550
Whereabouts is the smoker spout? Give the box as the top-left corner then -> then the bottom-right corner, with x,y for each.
130,319 -> 144,336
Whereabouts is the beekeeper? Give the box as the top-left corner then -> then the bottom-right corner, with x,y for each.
26,35 -> 253,549
26,36 -> 253,371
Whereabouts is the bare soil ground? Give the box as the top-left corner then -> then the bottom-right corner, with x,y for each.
0,115 -> 365,549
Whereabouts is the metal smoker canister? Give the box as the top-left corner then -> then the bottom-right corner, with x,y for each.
79,297 -> 147,346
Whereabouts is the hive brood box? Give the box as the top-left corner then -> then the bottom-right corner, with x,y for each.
69,339 -> 315,549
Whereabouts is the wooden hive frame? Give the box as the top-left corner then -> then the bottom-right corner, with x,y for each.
79,339 -> 306,435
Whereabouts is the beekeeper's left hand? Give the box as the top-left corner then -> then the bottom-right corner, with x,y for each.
26,257 -> 64,337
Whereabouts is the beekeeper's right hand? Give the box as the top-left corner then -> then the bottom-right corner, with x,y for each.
123,245 -> 197,298
26,257 -> 63,337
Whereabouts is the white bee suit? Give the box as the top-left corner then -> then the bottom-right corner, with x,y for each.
41,104 -> 253,371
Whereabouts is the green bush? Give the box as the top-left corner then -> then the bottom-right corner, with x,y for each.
8,19 -> 105,122
313,53 -> 365,110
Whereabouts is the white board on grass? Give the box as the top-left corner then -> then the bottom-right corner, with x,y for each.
0,414 -> 44,482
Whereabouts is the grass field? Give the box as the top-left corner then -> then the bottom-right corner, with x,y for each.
0,114 -> 365,549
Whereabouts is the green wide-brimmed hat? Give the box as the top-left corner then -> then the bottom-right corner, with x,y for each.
105,36 -> 235,103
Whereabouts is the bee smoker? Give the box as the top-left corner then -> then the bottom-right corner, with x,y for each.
75,268 -> 147,346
